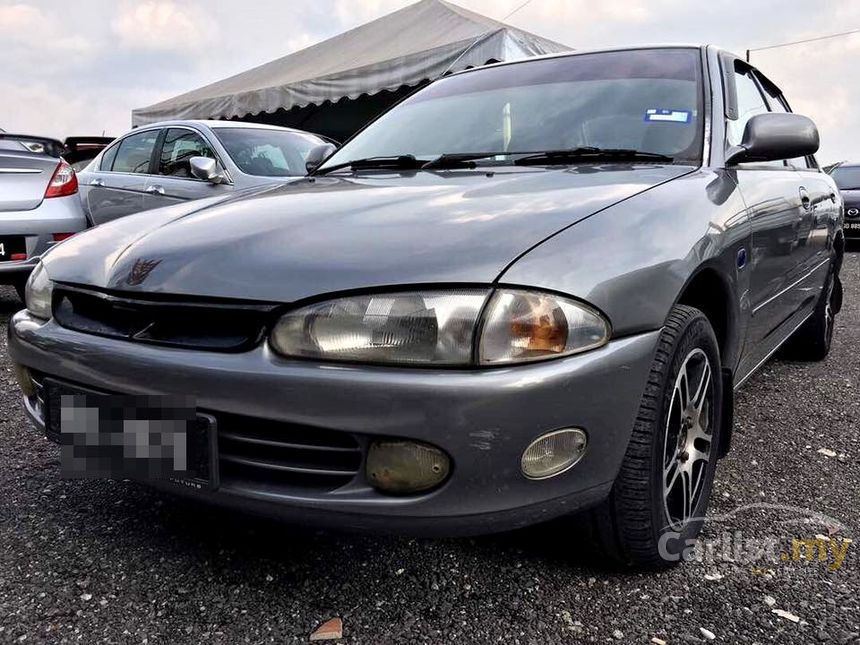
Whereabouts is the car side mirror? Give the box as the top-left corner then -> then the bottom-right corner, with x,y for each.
305,143 -> 338,173
190,156 -> 224,184
726,113 -> 819,165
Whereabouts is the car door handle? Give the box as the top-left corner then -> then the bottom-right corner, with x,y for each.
89,178 -> 104,187
799,187 -> 811,211
146,185 -> 165,195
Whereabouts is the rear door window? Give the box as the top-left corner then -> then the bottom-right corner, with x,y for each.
111,130 -> 159,174
99,143 -> 119,171
158,128 -> 216,178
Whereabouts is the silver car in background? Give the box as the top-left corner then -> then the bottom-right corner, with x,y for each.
0,134 -> 87,298
78,121 -> 335,225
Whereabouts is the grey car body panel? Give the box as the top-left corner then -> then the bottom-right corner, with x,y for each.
499,168 -> 751,352
77,120 -> 327,225
0,151 -> 58,211
8,45 -> 845,533
44,165 -> 691,299
0,150 -> 88,283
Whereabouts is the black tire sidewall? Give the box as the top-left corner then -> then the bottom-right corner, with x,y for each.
648,311 -> 723,560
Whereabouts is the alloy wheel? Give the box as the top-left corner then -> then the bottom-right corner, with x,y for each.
662,348 -> 715,530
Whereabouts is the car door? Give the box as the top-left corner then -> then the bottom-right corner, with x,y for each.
764,90 -> 838,273
85,129 -> 160,225
727,61 -> 811,374
144,127 -> 231,210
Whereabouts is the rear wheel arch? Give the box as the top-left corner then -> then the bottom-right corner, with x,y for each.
834,230 -> 845,277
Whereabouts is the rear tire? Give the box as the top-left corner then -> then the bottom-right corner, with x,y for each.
585,305 -> 723,568
781,265 -> 839,362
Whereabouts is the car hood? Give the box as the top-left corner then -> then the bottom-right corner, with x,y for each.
43,165 -> 691,302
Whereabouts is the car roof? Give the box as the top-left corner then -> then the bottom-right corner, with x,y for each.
448,44 -> 733,78
134,119 -> 319,135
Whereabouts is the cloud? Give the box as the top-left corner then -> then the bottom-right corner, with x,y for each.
332,0 -> 403,26
0,79 -> 159,139
515,0 -> 652,25
111,1 -> 219,52
0,3 -> 96,67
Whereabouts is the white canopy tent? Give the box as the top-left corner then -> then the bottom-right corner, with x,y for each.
132,0 -> 570,140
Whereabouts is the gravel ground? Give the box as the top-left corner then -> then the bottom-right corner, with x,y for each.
0,253 -> 858,645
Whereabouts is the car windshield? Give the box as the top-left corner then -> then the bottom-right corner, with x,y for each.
215,128 -> 325,177
321,48 -> 704,171
830,165 -> 860,190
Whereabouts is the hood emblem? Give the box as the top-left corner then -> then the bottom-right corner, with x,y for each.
125,258 -> 162,286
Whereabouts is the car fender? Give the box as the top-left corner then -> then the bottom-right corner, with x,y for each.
496,168 -> 752,343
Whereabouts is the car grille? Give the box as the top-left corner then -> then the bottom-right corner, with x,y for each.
218,414 -> 363,492
53,286 -> 278,352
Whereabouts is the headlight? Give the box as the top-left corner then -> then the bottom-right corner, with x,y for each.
24,261 -> 53,320
270,288 -> 610,366
478,290 -> 610,364
271,290 -> 487,365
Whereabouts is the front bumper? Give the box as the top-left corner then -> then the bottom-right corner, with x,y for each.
8,310 -> 660,535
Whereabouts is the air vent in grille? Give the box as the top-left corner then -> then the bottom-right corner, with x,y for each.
218,413 -> 362,492
53,286 -> 277,352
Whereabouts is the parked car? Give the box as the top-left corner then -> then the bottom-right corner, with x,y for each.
10,46 -> 844,568
0,133 -> 88,298
827,162 -> 860,241
77,121 -> 335,225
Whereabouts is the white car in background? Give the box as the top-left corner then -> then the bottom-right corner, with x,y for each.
78,120 -> 336,225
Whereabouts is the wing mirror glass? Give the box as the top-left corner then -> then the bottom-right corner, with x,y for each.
190,156 -> 224,184
305,143 -> 338,173
726,113 -> 819,165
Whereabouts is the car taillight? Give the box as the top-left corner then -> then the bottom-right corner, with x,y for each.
52,232 -> 75,242
44,159 -> 78,198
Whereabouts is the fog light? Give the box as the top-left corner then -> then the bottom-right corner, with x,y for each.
12,363 -> 35,398
366,440 -> 450,495
521,428 -> 587,480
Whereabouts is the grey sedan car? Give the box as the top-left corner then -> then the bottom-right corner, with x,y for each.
0,134 -> 88,298
10,46 -> 844,567
78,121 -> 334,225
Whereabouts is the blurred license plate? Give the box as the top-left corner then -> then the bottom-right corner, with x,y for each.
0,236 -> 25,261
45,379 -> 216,487
846,222 -> 860,230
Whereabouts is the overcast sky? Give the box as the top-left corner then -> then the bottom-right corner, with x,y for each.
1,0 -> 858,163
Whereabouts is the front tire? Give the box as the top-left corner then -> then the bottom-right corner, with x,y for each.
586,305 -> 723,568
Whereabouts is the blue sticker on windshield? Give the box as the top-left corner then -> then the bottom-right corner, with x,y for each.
644,109 -> 692,124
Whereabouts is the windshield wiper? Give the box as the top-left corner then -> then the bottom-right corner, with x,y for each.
421,152 -> 511,170
514,147 -> 674,166
314,155 -> 422,175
